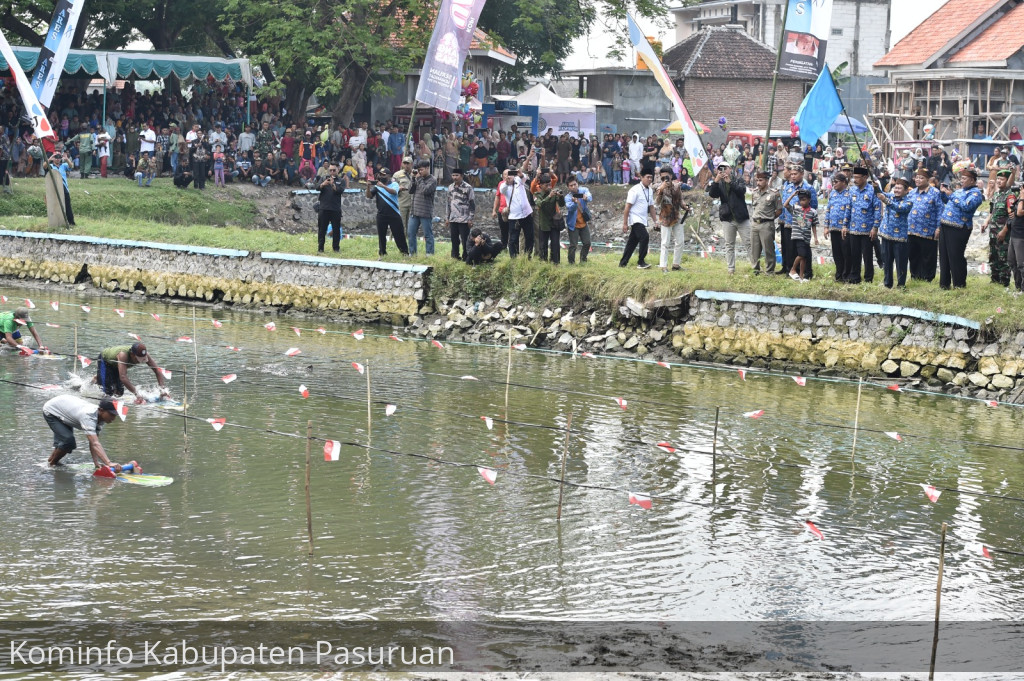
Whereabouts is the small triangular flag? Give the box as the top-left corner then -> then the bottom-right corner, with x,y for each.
292,327 -> 302,337
513,343 -> 527,350
177,336 -> 192,343
983,546 -> 992,559
265,322 -> 276,331
114,309 -> 125,317
478,467 -> 498,485
78,355 -> 92,368
885,431 -> 902,442
285,348 -> 301,357
212,319 -> 223,328
461,375 -> 478,380
432,340 -> 445,349
317,327 -> 326,335
226,346 -> 242,352
920,484 -> 941,503
112,400 -> 128,421
614,397 -> 627,410
128,333 -> 140,341
805,521 -> 824,540
151,313 -> 161,321
738,369 -> 747,380
817,255 -> 825,265
628,492 -> 652,510
45,323 -> 60,328
81,305 -> 90,313
299,384 -> 309,398
656,361 -> 670,369
49,301 -> 59,311
987,400 -> 999,408
24,299 -> 35,309
207,418 -> 226,432
0,295 -> 6,302
353,329 -> 364,340
158,368 -> 172,380
700,251 -> 709,258
743,410 -> 765,419
793,376 -> 807,386
221,374 -> 237,383
389,334 -> 403,341
655,442 -> 676,453
887,384 -> 902,392
385,404 -> 397,416
581,352 -> 596,358
324,440 -> 341,461
351,362 -> 364,374
979,263 -> 990,274
481,416 -> 493,430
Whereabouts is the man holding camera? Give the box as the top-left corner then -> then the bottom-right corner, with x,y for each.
317,161 -> 345,253
407,160 -> 437,255
366,166 -> 410,257
446,168 -> 476,260
564,178 -> 593,264
655,169 -> 688,272
533,175 -> 564,264
499,165 -> 535,258
707,161 -> 751,275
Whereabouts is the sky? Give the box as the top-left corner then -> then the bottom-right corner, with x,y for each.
563,0 -> 948,71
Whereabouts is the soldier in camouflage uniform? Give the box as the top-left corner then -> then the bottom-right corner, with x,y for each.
254,121 -> 277,160
984,169 -> 1014,286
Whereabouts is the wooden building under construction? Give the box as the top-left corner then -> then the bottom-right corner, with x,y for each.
868,0 -> 1024,153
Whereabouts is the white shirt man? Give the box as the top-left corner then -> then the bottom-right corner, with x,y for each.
499,171 -> 535,258
620,170 -> 656,269
628,134 -> 644,175
208,125 -> 228,149
349,123 -> 368,150
238,126 -> 255,157
139,124 -> 156,154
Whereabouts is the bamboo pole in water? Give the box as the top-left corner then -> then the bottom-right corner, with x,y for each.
366,361 -> 372,441
192,306 -> 199,367
504,333 -> 513,416
182,367 -> 188,437
306,420 -> 314,555
557,413 -> 573,521
73,324 -> 78,361
712,406 -> 720,484
929,522 -> 947,681
850,378 -> 864,471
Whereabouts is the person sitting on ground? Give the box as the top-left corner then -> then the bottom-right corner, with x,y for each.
173,154 -> 194,189
465,227 -> 505,265
0,306 -> 46,351
44,395 -> 122,471
93,342 -> 168,403
251,157 -> 272,187
134,151 -> 154,187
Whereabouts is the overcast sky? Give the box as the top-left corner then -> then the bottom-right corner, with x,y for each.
563,0 -> 948,70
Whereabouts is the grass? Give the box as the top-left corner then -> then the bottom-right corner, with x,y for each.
1,178 -> 1021,330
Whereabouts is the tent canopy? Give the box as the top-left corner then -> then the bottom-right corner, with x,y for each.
828,115 -> 869,135
508,84 -> 593,113
0,47 -> 251,88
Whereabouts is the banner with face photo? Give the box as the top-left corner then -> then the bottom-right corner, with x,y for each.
779,0 -> 834,78
536,112 -> 597,139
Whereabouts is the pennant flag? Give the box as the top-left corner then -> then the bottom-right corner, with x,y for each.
284,348 -> 301,357
265,322 -> 276,331
45,322 -> 60,328
581,352 -> 596,358
211,319 -> 223,328
614,397 -> 627,410
77,355 -> 92,367
14,318 -> 26,326
887,384 -> 902,392
292,327 -> 302,337
478,467 -> 498,485
317,327 -> 327,335
115,309 -> 125,317
656,442 -> 676,453
481,416 -> 493,430
49,301 -> 59,311
794,66 -> 844,146
351,362 -> 365,375
628,491 -> 653,510
656,361 -> 671,369
979,263 -> 989,274
414,0 -> 488,113
805,521 -> 824,540
128,333 -> 141,341
389,334 -> 403,341
743,410 -> 765,419
461,375 -> 478,380
207,417 -> 226,432
30,0 -> 85,109
513,343 -> 527,351
226,346 -> 242,352
299,384 -> 309,398
24,299 -> 35,309
17,345 -> 33,355
81,305 -> 90,313
920,484 -> 941,503
431,340 -> 445,350
885,431 -> 902,442
112,400 -> 128,421
996,306 -> 1004,314
627,12 -> 707,174
385,404 -> 397,416
353,329 -> 364,340
817,255 -> 826,265
324,440 -> 341,461
158,368 -> 172,380
738,369 -> 747,381
983,546 -> 992,560
700,251 -> 709,259
151,313 -> 161,321
0,295 -> 6,302
39,384 -> 61,390
221,374 -> 237,384
793,376 -> 807,386
177,336 -> 193,343
986,400 -> 998,408
0,32 -> 54,140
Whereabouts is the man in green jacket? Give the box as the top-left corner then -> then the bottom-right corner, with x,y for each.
533,175 -> 563,264
93,342 -> 168,402
0,307 -> 45,351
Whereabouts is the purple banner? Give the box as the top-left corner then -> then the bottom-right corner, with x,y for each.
414,0 -> 487,113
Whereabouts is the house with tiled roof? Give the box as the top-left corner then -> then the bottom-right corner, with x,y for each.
869,0 -> 1024,151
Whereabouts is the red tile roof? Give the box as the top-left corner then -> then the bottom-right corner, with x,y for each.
470,28 -> 515,61
875,0 -> 1003,67
948,2 -> 1024,63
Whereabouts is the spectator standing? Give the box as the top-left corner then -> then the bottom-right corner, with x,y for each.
499,166 -> 535,258
316,161 -> 345,253
749,170 -> 783,274
620,169 -> 656,269
786,189 -> 819,281
393,156 -> 414,231
1008,186 -> 1024,292
533,178 -> 563,264
564,178 -> 593,264
654,169 -> 687,272
237,124 -> 255,162
780,165 -> 818,276
76,126 -> 94,178
842,167 -> 881,284
907,168 -> 944,282
168,124 -> 182,171
387,125 -> 405,172
446,168 -> 476,260
983,169 -> 1015,287
938,168 -> 985,289
191,138 -> 211,190
95,132 -> 110,178
366,166 -> 410,257
823,172 -> 851,281
407,160 -> 437,255
138,122 -> 156,158
876,177 -> 913,289
707,162 -> 751,275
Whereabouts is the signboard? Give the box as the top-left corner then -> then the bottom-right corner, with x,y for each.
779,0 -> 834,78
494,99 -> 519,114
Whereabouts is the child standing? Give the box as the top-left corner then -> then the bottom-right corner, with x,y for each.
620,154 -> 630,185
612,152 -> 623,184
787,189 -> 819,281
213,144 -> 226,187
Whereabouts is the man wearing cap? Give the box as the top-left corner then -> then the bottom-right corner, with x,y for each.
707,161 -> 750,275
749,170 -> 782,275
983,169 -> 1015,287
938,167 -> 985,289
366,167 -> 410,258
407,160 -> 438,255
907,168 -> 945,282
93,342 -> 168,402
842,166 -> 881,284
392,157 -> 415,231
823,172 -> 851,281
317,161 -> 345,253
446,168 -> 476,261
925,144 -> 951,185
876,176 -> 914,288
781,165 -> 818,277
0,306 -> 45,351
44,395 -> 123,471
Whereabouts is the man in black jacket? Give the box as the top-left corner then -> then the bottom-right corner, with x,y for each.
707,162 -> 751,274
317,161 -> 345,253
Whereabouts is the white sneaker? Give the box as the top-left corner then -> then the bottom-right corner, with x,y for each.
789,272 -> 800,280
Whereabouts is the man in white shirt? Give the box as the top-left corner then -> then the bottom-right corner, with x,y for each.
499,165 -> 534,258
43,395 -> 122,470
139,123 -> 156,155
208,123 -> 228,149
628,133 -> 644,179
620,168 -> 656,268
350,122 -> 368,150
237,124 -> 256,161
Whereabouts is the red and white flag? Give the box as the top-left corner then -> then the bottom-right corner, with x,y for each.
292,327 -> 302,337
793,376 -> 807,386
805,521 -> 824,540
45,322 -> 60,328
317,327 -> 327,335
614,397 -> 627,410
743,410 -> 765,419
128,333 -> 141,341
351,362 -> 364,375
151,313 -> 161,321
817,255 -> 826,265
158,368 -> 172,380
738,369 -> 747,380
211,319 -> 223,328
114,309 -> 125,317
285,348 -> 301,357
979,263 -> 990,274
226,346 -> 242,352
0,296 -> 6,303
983,546 -> 992,559
581,352 -> 596,358
324,440 -> 341,461
39,384 -> 61,390
177,336 -> 192,343
888,384 -> 902,392
23,299 -> 35,309
17,345 -> 32,355
481,416 -> 493,430
265,322 -> 276,331
628,491 -> 652,510
885,431 -> 902,442
513,343 -> 527,351
207,417 -> 226,432
700,251 -> 709,259
14,318 -> 26,326
920,484 -> 941,503
461,375 -> 478,381
478,467 -> 498,485
77,355 -> 92,367
385,404 -> 397,416
352,329 -> 364,340
112,400 -> 128,421
299,384 -> 309,398
49,301 -> 59,311
81,305 -> 90,313
656,361 -> 671,369
986,400 -> 999,408
656,442 -> 676,453
221,374 -> 237,384
389,334 -> 403,341
432,340 -> 445,350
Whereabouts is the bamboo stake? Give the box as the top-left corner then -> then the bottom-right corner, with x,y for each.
365,361 -> 372,441
929,522 -> 948,681
504,333 -> 513,417
306,420 -> 314,555
192,306 -> 199,367
712,406 -> 720,484
850,377 -> 864,470
182,366 -> 188,437
556,413 -> 573,521
73,324 -> 78,362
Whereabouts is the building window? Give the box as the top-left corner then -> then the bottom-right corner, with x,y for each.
831,28 -> 843,36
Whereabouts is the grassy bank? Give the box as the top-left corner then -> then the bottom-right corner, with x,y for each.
0,179 -> 1020,330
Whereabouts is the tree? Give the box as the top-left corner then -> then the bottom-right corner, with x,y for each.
222,0 -> 431,125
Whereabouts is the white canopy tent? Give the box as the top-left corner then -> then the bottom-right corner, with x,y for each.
491,84 -> 597,136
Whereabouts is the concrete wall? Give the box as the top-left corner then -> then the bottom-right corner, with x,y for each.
679,77 -> 807,131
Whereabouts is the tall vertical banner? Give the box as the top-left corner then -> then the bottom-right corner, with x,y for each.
415,0 -> 487,114
627,13 -> 708,175
0,30 -> 55,140
779,0 -> 834,77
31,0 -> 85,109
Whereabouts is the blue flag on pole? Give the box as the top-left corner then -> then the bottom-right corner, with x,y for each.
794,65 -> 843,144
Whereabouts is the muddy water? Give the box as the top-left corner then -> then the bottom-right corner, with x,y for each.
2,284 -> 1023,631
